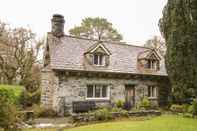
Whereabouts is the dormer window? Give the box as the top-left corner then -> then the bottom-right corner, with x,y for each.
85,42 -> 111,67
93,54 -> 105,66
146,59 -> 158,70
138,50 -> 161,71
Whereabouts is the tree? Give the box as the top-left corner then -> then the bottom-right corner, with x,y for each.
20,64 -> 41,108
159,0 -> 197,102
144,36 -> 166,56
69,17 -> 123,41
0,21 -> 43,84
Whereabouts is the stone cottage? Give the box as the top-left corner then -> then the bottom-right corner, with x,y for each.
41,14 -> 170,113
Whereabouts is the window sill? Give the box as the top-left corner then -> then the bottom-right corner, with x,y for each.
148,97 -> 157,100
86,97 -> 110,101
93,64 -> 106,67
144,68 -> 159,71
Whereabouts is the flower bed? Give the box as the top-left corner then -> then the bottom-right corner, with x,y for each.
72,110 -> 161,122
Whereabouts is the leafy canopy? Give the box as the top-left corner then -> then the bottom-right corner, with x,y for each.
159,0 -> 197,101
69,17 -> 123,41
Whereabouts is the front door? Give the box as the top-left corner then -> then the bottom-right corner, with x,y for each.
125,85 -> 135,109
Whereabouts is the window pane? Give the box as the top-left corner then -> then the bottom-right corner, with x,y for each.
99,55 -> 103,65
147,60 -> 151,69
153,87 -> 156,97
94,54 -> 98,65
102,86 -> 107,97
148,86 -> 151,97
87,85 -> 93,98
95,86 -> 101,98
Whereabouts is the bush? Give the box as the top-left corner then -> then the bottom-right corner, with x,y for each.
111,107 -> 129,117
190,99 -> 197,116
30,105 -> 57,118
111,107 -> 122,112
170,104 -> 184,113
139,97 -> 151,110
182,104 -> 190,113
0,92 -> 21,131
20,69 -> 41,109
115,100 -> 124,108
94,108 -> 112,121
119,109 -> 129,117
0,85 -> 23,105
20,88 -> 41,108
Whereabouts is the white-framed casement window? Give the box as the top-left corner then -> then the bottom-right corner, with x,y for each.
148,86 -> 157,98
93,54 -> 105,66
146,60 -> 159,70
86,84 -> 110,100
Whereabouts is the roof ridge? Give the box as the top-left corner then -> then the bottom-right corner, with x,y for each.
61,34 -> 151,50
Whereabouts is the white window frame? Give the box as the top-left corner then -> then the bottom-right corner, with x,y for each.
146,60 -> 158,70
86,84 -> 110,100
93,54 -> 105,66
148,86 -> 157,99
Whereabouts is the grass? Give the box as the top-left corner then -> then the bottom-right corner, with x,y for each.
24,115 -> 197,131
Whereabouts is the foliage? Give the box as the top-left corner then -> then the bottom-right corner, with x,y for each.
159,0 -> 197,101
20,65 -> 41,108
0,85 -> 23,105
28,104 -> 57,118
115,100 -> 124,108
20,88 -> 40,108
170,104 -> 184,113
139,97 -> 151,110
94,108 -> 112,121
69,17 -> 122,41
189,98 -> 197,116
144,36 -> 166,56
111,107 -> 129,117
0,90 -> 21,131
182,104 -> 190,113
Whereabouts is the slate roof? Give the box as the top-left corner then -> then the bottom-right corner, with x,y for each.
48,34 -> 167,76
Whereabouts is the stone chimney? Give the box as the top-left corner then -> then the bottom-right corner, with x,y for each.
51,14 -> 65,37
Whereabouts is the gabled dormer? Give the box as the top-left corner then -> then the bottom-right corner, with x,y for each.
84,42 -> 111,66
138,50 -> 161,71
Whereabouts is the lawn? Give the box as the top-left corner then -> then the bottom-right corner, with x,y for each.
25,115 -> 197,131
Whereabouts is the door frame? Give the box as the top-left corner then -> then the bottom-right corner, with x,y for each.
125,84 -> 135,109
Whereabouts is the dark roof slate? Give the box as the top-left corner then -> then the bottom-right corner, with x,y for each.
48,34 -> 167,76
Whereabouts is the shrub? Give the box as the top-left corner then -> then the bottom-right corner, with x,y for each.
170,104 -> 184,113
119,109 -> 129,117
0,92 -> 21,131
115,100 -> 124,108
31,105 -> 57,118
182,104 -> 190,113
111,107 -> 122,112
139,97 -> 151,110
0,85 -> 23,105
20,71 -> 41,109
20,89 -> 41,108
94,108 -> 112,121
111,107 -> 129,117
190,99 -> 197,116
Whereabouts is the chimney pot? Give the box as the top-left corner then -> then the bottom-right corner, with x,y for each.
51,14 -> 65,37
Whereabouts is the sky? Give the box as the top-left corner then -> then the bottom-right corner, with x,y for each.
0,0 -> 167,46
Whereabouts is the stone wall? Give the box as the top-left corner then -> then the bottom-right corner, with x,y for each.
41,70 -> 170,113
40,68 -> 59,111
53,74 -> 164,112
